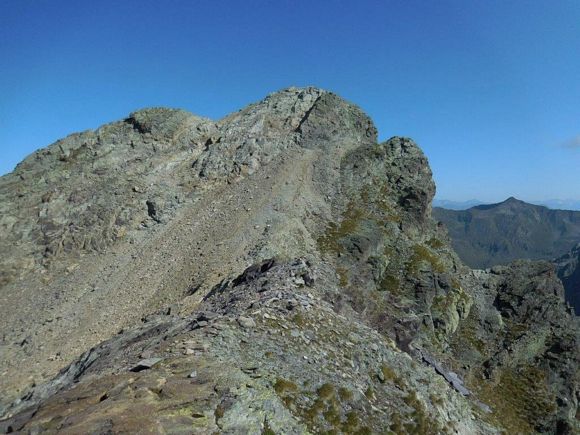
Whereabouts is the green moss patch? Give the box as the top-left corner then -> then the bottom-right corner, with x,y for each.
318,203 -> 365,255
274,379 -> 370,434
408,244 -> 445,275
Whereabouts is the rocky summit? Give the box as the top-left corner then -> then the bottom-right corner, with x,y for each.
0,88 -> 578,434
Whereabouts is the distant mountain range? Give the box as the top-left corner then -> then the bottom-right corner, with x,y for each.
433,197 -> 580,313
433,198 -> 580,211
433,197 -> 580,268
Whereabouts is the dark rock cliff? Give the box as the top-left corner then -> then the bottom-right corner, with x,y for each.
556,243 -> 580,314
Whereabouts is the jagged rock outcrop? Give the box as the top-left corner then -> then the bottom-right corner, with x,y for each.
0,88 -> 578,434
451,261 -> 578,433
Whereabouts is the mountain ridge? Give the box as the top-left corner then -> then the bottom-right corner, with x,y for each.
0,88 -> 578,434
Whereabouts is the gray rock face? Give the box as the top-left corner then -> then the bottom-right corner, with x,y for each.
0,107 -> 216,286
0,88 -> 577,434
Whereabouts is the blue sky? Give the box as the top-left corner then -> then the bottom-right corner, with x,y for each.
1,0 -> 579,202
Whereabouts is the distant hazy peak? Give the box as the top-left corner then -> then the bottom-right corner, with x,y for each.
435,197 -> 580,211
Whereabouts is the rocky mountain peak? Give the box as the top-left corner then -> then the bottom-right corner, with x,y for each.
0,89 -> 577,434
473,196 -> 531,212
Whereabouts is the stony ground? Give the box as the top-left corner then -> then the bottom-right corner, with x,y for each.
0,87 -> 578,434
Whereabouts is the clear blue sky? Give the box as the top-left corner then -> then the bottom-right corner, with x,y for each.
1,0 -> 579,202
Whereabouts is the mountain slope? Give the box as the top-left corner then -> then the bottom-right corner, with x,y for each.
433,197 -> 580,269
0,88 -> 578,434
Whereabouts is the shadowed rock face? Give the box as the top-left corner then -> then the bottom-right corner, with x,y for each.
556,243 -> 580,313
0,88 -> 578,434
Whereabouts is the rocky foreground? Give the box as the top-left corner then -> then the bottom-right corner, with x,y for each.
0,88 -> 578,434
